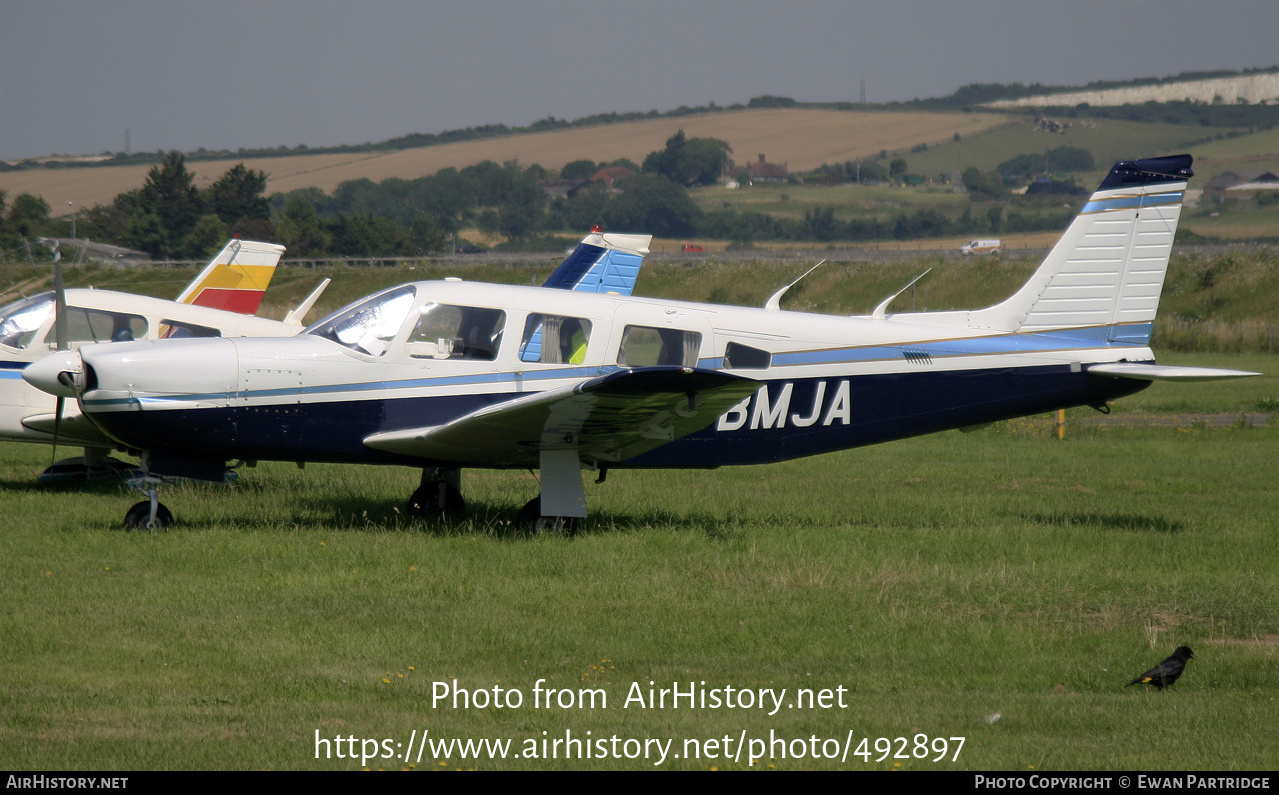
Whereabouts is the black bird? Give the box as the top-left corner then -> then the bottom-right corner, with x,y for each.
1127,646 -> 1195,690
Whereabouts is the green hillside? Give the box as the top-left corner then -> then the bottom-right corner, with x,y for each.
700,117 -> 1279,243
899,118 -> 1224,178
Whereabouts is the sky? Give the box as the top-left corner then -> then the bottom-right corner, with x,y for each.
1,0 -> 1276,161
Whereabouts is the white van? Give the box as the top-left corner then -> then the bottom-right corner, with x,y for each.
960,239 -> 1001,255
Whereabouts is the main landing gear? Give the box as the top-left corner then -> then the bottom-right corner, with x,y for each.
406,467 -> 466,518
515,497 -> 580,534
516,450 -> 589,533
405,454 -> 592,533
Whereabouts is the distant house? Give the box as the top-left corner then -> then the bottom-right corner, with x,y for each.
539,179 -> 588,200
1224,171 -> 1279,200
1025,178 -> 1088,197
591,166 -> 635,191
737,154 -> 789,183
1203,170 -> 1279,201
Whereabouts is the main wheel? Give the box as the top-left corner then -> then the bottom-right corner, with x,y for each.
515,497 -> 579,535
124,500 -> 174,530
406,481 -> 465,519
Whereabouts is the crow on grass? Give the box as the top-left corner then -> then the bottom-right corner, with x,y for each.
1127,646 -> 1195,690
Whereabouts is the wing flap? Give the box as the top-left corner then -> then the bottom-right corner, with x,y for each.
364,367 -> 758,466
1088,363 -> 1260,382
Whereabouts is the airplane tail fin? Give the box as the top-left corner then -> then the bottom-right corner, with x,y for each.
541,228 -> 651,295
972,155 -> 1192,343
174,238 -> 286,315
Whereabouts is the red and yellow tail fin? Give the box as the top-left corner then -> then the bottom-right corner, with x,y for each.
175,238 -> 286,315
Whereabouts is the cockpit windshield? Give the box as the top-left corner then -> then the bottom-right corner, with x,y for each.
0,293 -> 54,350
304,285 -> 416,356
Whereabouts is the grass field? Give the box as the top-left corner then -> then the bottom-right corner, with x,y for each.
2,214 -> 1277,774
4,101 -> 1276,770
1,391 -> 1275,770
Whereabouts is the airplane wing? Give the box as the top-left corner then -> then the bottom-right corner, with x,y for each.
21,410 -> 114,446
363,366 -> 758,467
1087,363 -> 1260,381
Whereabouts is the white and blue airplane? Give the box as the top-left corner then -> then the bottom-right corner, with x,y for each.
2,228 -> 647,486
24,155 -> 1257,529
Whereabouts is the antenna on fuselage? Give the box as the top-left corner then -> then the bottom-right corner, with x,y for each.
764,259 -> 825,313
283,278 -> 332,326
872,268 -> 932,319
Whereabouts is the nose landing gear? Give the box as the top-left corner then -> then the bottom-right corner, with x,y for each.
124,471 -> 173,530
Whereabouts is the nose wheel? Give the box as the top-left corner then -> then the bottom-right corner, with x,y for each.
124,499 -> 174,530
124,458 -> 174,530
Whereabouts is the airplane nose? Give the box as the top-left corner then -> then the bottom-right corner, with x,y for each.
80,338 -> 239,399
22,350 -> 83,398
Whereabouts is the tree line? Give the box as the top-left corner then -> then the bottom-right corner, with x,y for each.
3,131 -> 1104,262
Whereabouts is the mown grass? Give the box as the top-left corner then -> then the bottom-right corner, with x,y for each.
1,414 -> 1275,770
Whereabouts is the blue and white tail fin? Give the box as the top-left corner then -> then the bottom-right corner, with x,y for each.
973,155 -> 1192,342
541,228 -> 651,295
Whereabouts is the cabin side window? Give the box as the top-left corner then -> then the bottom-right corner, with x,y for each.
723,341 -> 771,370
617,325 -> 701,367
407,303 -> 506,361
161,320 -> 221,339
66,309 -> 147,344
519,314 -> 592,364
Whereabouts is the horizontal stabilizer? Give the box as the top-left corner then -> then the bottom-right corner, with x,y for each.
364,367 -> 758,467
1088,363 -> 1260,382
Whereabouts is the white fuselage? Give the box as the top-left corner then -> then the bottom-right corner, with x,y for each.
70,279 -> 1155,467
0,289 -> 295,447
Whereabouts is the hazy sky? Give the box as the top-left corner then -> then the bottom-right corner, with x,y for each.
1,0 -> 1275,161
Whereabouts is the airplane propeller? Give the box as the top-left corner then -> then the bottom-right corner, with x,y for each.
50,243 -> 69,470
